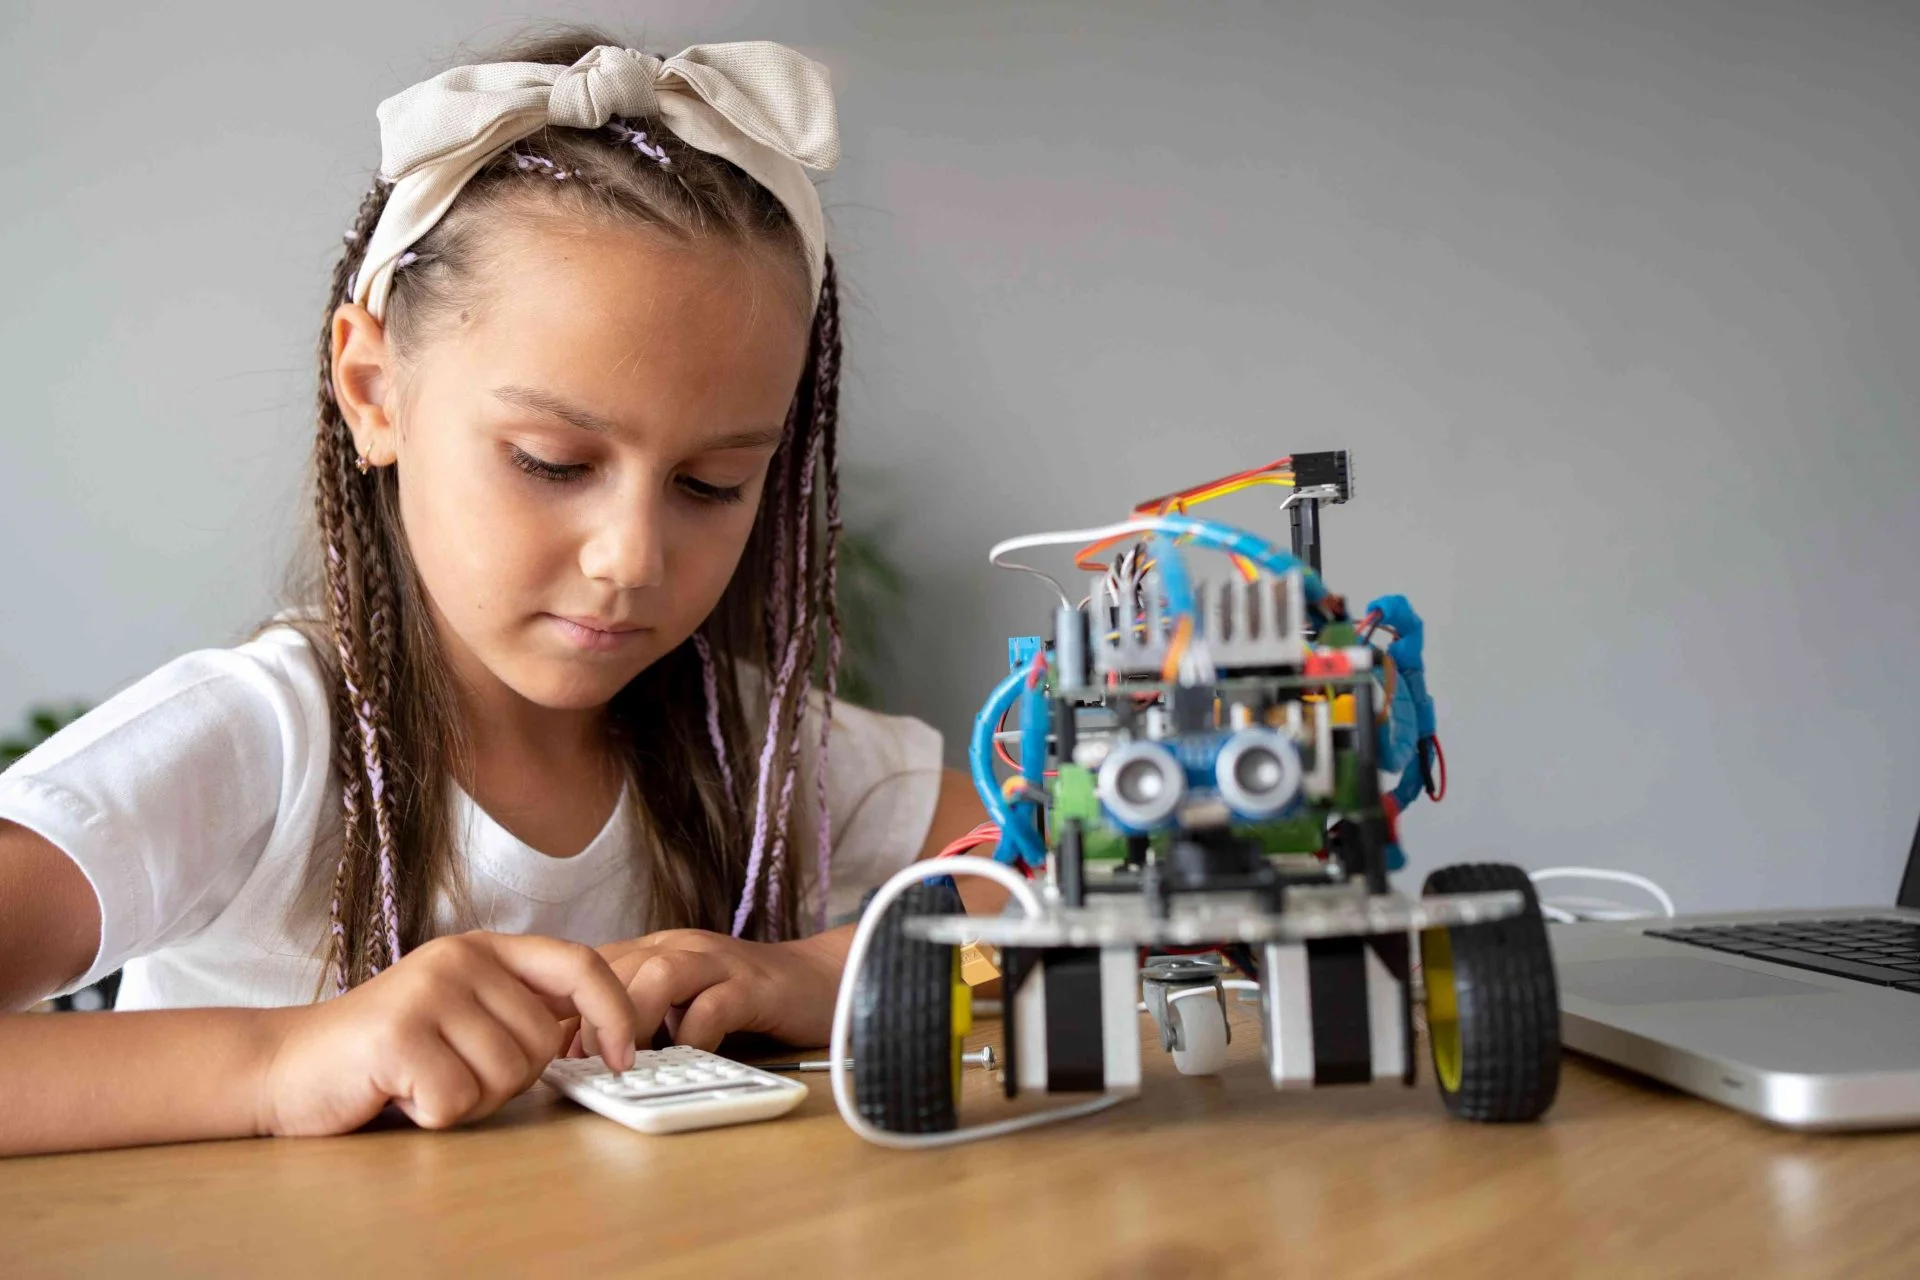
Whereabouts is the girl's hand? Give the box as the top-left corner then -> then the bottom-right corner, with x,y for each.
259,932 -> 638,1136
572,928 -> 848,1056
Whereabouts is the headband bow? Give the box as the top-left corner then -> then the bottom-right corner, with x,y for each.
351,41 -> 840,318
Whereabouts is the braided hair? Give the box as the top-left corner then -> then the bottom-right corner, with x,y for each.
295,30 -> 844,991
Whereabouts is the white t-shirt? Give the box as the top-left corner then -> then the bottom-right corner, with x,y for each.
0,625 -> 944,1010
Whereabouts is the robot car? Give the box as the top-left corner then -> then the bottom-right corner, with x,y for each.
840,452 -> 1561,1141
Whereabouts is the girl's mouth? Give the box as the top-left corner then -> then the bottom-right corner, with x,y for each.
545,614 -> 650,653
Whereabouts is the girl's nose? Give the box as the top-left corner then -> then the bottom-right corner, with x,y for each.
579,494 -> 667,591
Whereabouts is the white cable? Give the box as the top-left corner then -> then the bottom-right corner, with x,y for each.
1530,867 -> 1676,920
829,857 -> 1128,1149
988,516 -> 1222,607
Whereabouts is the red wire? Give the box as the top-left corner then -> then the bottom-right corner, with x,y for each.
936,822 -> 1036,878
993,673 -> 1057,777
1077,456 -> 1295,570
1427,736 -> 1448,802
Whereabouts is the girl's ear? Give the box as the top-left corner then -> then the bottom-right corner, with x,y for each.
330,302 -> 399,467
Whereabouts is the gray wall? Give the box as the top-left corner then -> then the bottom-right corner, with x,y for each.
3,1 -> 1916,912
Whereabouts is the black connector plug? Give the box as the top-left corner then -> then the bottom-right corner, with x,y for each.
1289,450 -> 1353,503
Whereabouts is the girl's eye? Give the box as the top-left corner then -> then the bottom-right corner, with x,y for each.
678,475 -> 747,506
508,445 -> 589,483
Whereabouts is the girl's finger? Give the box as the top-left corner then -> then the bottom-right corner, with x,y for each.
435,995 -> 539,1116
555,1016 -> 583,1057
474,934 -> 638,1071
672,980 -> 753,1051
470,965 -> 574,1069
623,951 -> 733,1045
389,1032 -> 484,1130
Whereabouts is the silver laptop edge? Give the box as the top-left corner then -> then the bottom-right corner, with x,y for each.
1549,817 -> 1920,1130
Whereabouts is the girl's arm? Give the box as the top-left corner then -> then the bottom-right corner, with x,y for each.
0,820 -> 102,1011
1,819 -> 286,1152
0,821 -> 639,1157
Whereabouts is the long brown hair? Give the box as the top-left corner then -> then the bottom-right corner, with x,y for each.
285,29 -> 842,991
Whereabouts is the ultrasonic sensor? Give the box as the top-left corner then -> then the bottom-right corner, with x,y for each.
1098,741 -> 1186,832
1214,728 -> 1303,820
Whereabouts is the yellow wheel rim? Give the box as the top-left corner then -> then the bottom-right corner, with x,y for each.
949,949 -> 972,1100
1422,927 -> 1463,1094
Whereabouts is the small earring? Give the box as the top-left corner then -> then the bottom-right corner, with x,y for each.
356,453 -> 372,475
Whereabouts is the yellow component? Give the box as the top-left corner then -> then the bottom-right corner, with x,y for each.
960,941 -> 1002,987
1422,928 -> 1463,1094
1331,694 -> 1356,726
950,950 -> 973,1099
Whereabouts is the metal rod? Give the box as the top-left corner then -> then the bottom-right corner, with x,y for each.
758,1046 -> 998,1074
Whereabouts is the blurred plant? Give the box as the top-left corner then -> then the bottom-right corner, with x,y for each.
1,703 -> 90,772
817,461 -> 911,709
830,515 -> 908,707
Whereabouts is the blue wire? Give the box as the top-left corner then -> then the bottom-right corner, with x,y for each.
1149,533 -> 1196,619
1147,514 -> 1329,604
969,665 -> 1047,867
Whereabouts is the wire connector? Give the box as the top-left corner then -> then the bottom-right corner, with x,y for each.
1287,451 -> 1354,503
1007,635 -> 1045,675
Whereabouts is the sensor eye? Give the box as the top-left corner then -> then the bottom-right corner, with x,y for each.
1215,729 -> 1303,820
1098,741 -> 1186,832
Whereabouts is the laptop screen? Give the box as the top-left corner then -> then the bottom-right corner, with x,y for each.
1899,813 -> 1920,910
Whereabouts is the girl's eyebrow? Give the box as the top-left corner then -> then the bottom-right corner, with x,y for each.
491,384 -> 784,450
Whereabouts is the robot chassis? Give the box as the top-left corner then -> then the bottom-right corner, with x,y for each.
842,452 -> 1562,1141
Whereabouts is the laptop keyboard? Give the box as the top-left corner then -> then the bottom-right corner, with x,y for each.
1644,919 -> 1920,992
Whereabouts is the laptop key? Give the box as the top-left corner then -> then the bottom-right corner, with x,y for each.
1749,949 -> 1916,985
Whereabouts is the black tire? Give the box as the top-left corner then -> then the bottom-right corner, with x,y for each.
852,880 -> 965,1133
1420,863 -> 1561,1122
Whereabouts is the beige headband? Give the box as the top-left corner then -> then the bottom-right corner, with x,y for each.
351,41 -> 840,319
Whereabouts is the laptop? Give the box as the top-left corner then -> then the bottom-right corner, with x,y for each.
1550,810 -> 1920,1129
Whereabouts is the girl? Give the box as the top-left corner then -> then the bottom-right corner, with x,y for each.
0,31 -> 989,1156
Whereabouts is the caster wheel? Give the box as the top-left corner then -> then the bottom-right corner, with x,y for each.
1168,991 -> 1230,1075
852,879 -> 970,1133
1420,863 -> 1561,1122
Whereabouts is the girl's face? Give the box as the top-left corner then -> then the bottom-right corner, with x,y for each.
333,218 -> 811,723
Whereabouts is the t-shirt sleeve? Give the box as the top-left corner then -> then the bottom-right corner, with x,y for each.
733,668 -> 944,930
799,690 -> 946,928
0,630 -> 328,994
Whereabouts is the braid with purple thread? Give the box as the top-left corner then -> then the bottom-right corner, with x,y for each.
730,257 -> 843,938
348,477 -> 406,970
732,424 -> 819,936
752,429 -> 823,931
315,178 -> 410,988
809,262 -> 846,931
692,632 -> 736,801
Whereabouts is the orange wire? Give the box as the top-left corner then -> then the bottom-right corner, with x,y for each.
1075,457 -> 1295,571
1160,615 -> 1194,682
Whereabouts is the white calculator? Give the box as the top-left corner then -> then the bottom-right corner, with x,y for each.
542,1045 -> 809,1135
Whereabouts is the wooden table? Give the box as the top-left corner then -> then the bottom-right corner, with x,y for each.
6,1004 -> 1920,1279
